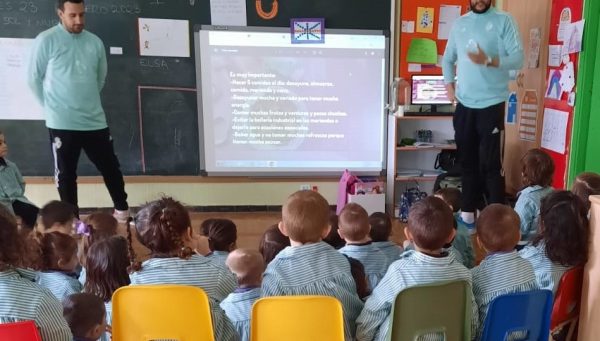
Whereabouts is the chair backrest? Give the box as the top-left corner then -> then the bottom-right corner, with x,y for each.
112,285 -> 214,341
251,295 -> 344,341
0,321 -> 42,341
551,266 -> 584,329
388,280 -> 471,341
480,290 -> 553,341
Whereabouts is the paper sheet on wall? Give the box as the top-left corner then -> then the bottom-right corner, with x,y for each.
401,21 -> 415,33
528,28 -> 541,68
519,90 -> 539,141
408,63 -> 422,72
210,0 -> 247,26
557,7 -> 572,42
541,108 -> 569,154
548,45 -> 562,67
406,38 -> 438,64
416,7 -> 435,34
438,5 -> 461,40
0,38 -> 44,120
139,18 -> 190,57
563,19 -> 584,54
560,61 -> 575,93
545,69 -> 562,100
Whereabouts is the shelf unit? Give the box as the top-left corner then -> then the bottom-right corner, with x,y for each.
386,115 -> 456,217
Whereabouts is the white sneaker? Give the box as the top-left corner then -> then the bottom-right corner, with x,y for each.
113,209 -> 130,223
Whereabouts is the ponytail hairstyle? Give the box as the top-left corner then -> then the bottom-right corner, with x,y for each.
33,231 -> 78,271
201,218 -> 237,252
534,191 -> 589,266
127,197 -> 194,271
77,211 -> 118,267
84,236 -> 131,302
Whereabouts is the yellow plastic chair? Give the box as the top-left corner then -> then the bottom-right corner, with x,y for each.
251,295 -> 344,341
112,285 -> 214,341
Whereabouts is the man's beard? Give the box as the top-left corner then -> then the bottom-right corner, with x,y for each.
470,1 -> 491,13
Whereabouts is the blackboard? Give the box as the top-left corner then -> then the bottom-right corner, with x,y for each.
0,0 -> 390,176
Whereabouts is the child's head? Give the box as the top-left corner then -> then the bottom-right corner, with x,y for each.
338,203 -> 370,243
521,148 -> 555,187
0,205 -> 24,271
37,232 -> 79,272
280,190 -> 330,244
434,188 -> 461,213
536,191 -> 589,266
84,236 -> 131,302
0,131 -> 7,158
130,197 -> 194,263
571,172 -> 600,210
476,204 -> 520,252
40,200 -> 76,234
345,255 -> 370,300
225,248 -> 265,288
405,196 -> 455,252
63,293 -> 107,340
78,211 -> 119,267
259,224 -> 290,264
368,212 -> 392,242
201,218 -> 237,252
323,212 -> 345,249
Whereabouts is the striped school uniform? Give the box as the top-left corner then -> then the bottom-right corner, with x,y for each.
355,250 -> 478,341
339,243 -> 390,290
220,287 -> 261,341
514,185 -> 553,244
262,241 -> 364,340
130,254 -> 238,341
0,269 -> 72,340
100,301 -> 112,341
372,241 -> 402,266
471,251 -> 539,338
519,242 -> 570,295
36,270 -> 83,302
207,250 -> 230,268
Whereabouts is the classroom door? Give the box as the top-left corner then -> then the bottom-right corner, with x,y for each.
502,0 -> 552,195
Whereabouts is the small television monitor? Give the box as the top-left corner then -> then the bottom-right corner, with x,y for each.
411,75 -> 452,105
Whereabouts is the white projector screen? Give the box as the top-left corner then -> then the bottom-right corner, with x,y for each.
195,26 -> 389,175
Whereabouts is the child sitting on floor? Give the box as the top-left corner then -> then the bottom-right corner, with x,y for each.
258,224 -> 290,265
472,204 -> 538,337
77,211 -> 118,286
201,218 -> 237,267
368,212 -> 402,265
338,203 -> 390,290
262,190 -> 364,339
435,188 -> 475,268
356,196 -> 477,341
40,200 -> 77,235
63,293 -> 107,341
35,231 -> 82,301
220,248 -> 265,341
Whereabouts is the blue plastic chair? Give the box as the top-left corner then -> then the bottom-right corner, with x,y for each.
480,290 -> 553,341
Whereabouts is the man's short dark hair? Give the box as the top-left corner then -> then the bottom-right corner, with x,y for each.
63,293 -> 105,338
57,0 -> 84,10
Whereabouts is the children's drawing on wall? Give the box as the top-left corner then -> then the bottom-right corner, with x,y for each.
528,28 -> 541,69
416,7 -> 435,34
519,90 -> 538,141
138,18 -> 190,58
541,108 -> 569,154
545,69 -> 562,100
557,7 -> 571,42
563,20 -> 584,54
506,92 -> 518,125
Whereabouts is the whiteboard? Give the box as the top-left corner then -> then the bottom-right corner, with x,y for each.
0,38 -> 44,120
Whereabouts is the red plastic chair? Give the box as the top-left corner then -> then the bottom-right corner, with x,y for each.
550,266 -> 584,341
0,321 -> 42,341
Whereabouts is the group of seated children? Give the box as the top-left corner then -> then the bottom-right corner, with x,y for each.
0,146 -> 599,341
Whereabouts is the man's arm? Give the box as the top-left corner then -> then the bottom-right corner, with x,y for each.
97,41 -> 108,91
27,36 -> 48,106
442,26 -> 458,103
498,15 -> 524,70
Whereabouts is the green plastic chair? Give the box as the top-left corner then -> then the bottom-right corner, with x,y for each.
387,280 -> 472,341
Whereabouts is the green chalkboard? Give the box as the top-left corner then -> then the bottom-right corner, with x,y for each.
0,0 -> 390,176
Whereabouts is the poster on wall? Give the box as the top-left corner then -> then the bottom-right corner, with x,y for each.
416,7 -> 435,33
519,90 -> 539,141
528,28 -> 541,68
541,108 -> 569,154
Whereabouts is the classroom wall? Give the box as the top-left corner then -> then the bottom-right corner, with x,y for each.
24,178 -> 339,209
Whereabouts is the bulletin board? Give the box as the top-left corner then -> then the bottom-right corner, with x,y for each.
398,0 -> 468,80
541,0 -> 583,188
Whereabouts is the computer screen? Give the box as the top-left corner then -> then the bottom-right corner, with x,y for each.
411,75 -> 452,105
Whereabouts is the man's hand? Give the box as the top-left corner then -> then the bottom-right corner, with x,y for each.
467,44 -> 489,65
445,82 -> 456,104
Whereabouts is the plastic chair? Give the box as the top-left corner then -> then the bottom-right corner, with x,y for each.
387,280 -> 471,341
480,290 -> 553,341
550,266 -> 584,340
112,285 -> 214,341
251,295 -> 344,341
0,321 -> 42,341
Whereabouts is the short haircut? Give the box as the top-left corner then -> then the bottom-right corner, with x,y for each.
201,218 -> 237,252
63,293 -> 105,338
407,196 -> 454,250
323,212 -> 345,249
225,248 -> 265,286
57,0 -> 84,10
476,204 -> 520,252
281,190 -> 330,243
434,188 -> 461,212
338,203 -> 370,241
40,200 -> 75,230
259,224 -> 290,264
521,149 -> 555,187
368,212 -> 392,242
571,172 -> 600,210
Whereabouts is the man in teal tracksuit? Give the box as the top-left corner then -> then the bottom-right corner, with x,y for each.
28,0 -> 129,220
442,0 -> 523,230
